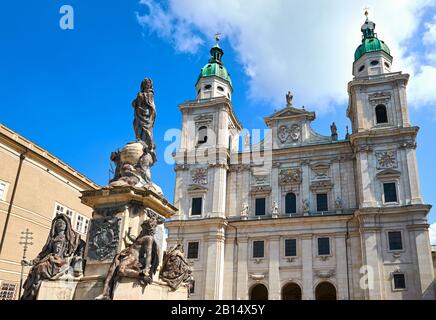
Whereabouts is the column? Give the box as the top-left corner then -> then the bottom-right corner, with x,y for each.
301,234 -> 314,299
405,147 -> 423,204
268,236 -> 281,299
236,237 -> 249,300
361,228 -> 383,300
204,230 -> 225,299
409,225 -> 435,299
222,237 -> 235,299
335,234 -> 348,299
301,161 -> 310,215
211,164 -> 227,218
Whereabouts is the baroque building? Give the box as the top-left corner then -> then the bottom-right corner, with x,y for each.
166,16 -> 435,300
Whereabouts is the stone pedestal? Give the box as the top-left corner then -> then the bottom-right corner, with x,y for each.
72,185 -> 183,300
37,279 -> 80,300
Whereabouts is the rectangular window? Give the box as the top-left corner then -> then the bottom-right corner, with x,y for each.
66,209 -> 74,221
393,274 -> 406,290
187,242 -> 199,259
255,198 -> 266,216
0,182 -> 7,201
388,231 -> 403,251
384,183 -> 398,203
0,282 -> 17,300
284,239 -> 297,257
318,237 -> 330,255
316,193 -> 328,212
191,198 -> 202,216
75,214 -> 89,234
55,204 -> 64,216
253,240 -> 265,258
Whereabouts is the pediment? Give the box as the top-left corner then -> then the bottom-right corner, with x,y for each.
264,106 -> 315,126
376,168 -> 401,178
187,184 -> 208,193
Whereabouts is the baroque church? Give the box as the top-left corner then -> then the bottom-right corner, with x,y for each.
166,14 -> 435,300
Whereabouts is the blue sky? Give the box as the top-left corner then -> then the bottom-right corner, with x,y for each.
0,1 -> 435,230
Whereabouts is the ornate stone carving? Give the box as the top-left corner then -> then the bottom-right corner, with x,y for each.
159,244 -> 193,291
314,269 -> 335,279
87,216 -> 121,262
279,167 -> 302,185
21,214 -> 85,300
191,168 -> 208,185
375,150 -> 397,169
310,180 -> 333,191
278,125 -> 290,143
278,124 -> 301,143
96,217 -> 161,300
399,141 -> 417,149
311,163 -> 330,180
368,92 -> 391,106
355,144 -> 373,153
194,114 -> 213,128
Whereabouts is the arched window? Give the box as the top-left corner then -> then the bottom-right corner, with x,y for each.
197,126 -> 208,144
315,282 -> 336,300
281,282 -> 302,300
285,193 -> 296,214
250,284 -> 268,300
375,104 -> 388,124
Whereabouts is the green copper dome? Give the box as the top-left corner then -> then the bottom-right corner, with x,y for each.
354,14 -> 391,61
197,42 -> 232,87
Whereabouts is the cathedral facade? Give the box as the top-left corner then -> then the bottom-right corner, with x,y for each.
165,16 -> 435,300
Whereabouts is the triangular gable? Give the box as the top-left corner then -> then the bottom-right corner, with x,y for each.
264,106 -> 316,126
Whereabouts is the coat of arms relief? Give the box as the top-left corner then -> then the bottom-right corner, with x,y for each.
278,124 -> 301,143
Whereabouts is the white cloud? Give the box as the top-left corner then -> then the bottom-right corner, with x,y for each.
137,0 -> 436,113
429,222 -> 436,245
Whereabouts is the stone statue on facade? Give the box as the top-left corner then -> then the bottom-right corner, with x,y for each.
286,91 -> 293,106
302,198 -> 310,213
95,217 -> 160,300
241,202 -> 249,220
330,122 -> 338,141
335,197 -> 343,209
159,243 -> 193,291
272,201 -> 279,218
21,214 -> 85,300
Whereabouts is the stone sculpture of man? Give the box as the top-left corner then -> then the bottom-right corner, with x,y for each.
159,243 -> 193,291
96,217 -> 160,300
21,214 -> 84,300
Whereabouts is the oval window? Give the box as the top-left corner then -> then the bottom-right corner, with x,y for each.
370,60 -> 379,66
358,65 -> 365,72
384,62 -> 390,68
204,84 -> 212,90
217,86 -> 224,92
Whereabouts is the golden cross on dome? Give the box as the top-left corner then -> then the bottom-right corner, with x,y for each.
215,32 -> 221,44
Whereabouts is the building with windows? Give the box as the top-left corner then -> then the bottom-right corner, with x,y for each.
166,15 -> 435,299
0,124 -> 98,299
